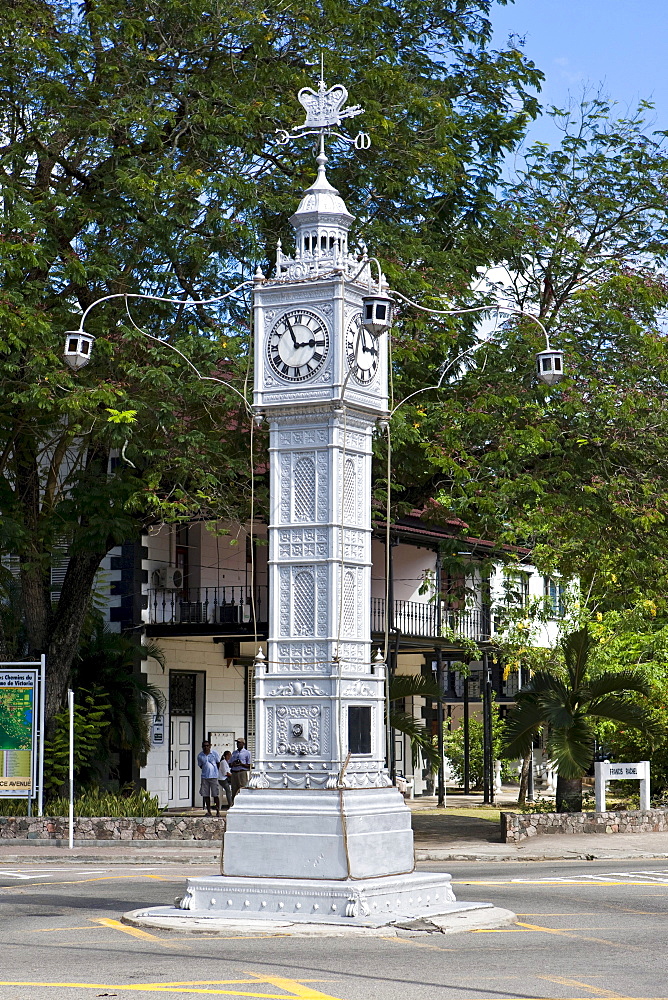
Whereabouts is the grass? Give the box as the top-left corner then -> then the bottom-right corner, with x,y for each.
412,806 -> 502,822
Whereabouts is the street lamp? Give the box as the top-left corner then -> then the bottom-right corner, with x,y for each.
361,291 -> 394,336
535,347 -> 565,386
60,284 -> 254,415
63,330 -> 96,370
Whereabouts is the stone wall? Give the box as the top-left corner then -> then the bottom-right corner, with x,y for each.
501,808 -> 668,843
0,815 -> 225,841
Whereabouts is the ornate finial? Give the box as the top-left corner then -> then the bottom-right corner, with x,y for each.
276,69 -> 370,154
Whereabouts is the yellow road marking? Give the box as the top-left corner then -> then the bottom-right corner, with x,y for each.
0,874 -> 182,890
454,879 -> 668,886
32,925 -> 98,933
94,917 -> 184,948
0,972 -> 347,999
0,987 -> 293,997
515,921 -> 644,950
536,975 -> 625,997
136,984 -> 336,989
243,973 -> 343,1000
2,992 -> 657,1000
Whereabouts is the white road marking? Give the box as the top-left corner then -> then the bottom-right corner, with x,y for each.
509,870 -> 668,886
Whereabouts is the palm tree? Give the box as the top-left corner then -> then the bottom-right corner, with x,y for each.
389,673 -> 442,773
502,627 -> 658,812
73,621 -> 166,767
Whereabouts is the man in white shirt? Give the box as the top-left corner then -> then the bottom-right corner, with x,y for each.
196,740 -> 221,817
218,750 -> 233,808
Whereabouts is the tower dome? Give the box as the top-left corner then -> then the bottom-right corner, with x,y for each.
285,151 -> 355,275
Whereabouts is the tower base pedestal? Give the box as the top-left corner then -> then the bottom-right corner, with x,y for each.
129,872 -> 490,930
222,786 -> 414,879
124,787 -> 495,931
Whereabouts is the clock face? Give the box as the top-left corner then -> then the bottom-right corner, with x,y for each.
267,309 -> 330,382
345,313 -> 379,386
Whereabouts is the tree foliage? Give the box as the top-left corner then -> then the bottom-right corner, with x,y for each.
388,100 -> 668,607
0,0 -> 542,724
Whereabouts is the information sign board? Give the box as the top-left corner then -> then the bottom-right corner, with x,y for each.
208,731 -> 236,756
0,660 -> 45,811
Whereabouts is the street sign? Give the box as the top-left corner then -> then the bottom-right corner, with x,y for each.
150,714 -> 165,746
595,760 -> 650,811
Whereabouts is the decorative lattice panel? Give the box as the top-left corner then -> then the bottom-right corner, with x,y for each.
343,570 -> 356,635
343,458 -> 356,524
294,570 -> 315,636
293,457 -> 316,522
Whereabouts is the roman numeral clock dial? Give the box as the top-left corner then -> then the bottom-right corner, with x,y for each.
346,312 -> 379,385
267,309 -> 329,382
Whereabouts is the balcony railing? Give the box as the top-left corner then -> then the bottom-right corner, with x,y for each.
148,588 -> 490,641
371,598 -> 492,642
148,586 -> 268,628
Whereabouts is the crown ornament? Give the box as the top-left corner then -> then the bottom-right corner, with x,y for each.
276,75 -> 370,151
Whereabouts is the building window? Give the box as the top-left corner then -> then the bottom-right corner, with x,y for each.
544,577 -> 566,617
441,571 -> 466,611
503,570 -> 530,608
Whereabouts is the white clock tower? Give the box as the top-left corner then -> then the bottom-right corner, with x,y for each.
167,81 -> 466,924
221,132 -> 419,880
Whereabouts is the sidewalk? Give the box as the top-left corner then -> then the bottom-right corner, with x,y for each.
2,792 -> 668,863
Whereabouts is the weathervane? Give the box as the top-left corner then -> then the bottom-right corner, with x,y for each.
276,59 -> 370,151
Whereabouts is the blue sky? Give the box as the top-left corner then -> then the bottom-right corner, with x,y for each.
490,0 -> 668,143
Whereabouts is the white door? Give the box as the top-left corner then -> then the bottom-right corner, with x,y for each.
168,716 -> 193,808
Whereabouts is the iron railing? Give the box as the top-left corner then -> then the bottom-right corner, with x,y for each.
371,597 -> 492,641
148,586 -> 268,627
148,587 -> 490,641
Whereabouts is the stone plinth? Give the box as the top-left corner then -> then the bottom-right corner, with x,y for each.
135,871 -> 478,929
222,786 -> 414,879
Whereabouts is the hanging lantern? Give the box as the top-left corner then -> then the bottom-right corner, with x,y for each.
535,348 -> 564,386
63,330 -> 95,370
361,293 -> 393,336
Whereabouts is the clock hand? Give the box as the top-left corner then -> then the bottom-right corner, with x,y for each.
295,338 -> 316,349
284,315 -> 299,349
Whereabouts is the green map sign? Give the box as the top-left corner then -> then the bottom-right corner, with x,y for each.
0,670 -> 37,796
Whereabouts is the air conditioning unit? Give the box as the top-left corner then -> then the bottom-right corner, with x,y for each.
151,567 -> 184,590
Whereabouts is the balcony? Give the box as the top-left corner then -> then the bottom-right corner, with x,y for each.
371,598 -> 492,642
147,586 -> 268,632
147,588 -> 490,643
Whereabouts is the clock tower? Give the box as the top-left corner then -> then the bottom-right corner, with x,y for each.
169,81 -> 463,923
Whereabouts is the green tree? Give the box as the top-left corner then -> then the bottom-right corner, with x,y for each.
0,0 -> 542,727
444,706 -> 511,791
502,627 -> 658,811
73,621 -> 166,767
387,100 -> 668,606
43,687 -> 111,797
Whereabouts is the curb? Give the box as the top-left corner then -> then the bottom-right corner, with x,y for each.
416,849 -> 668,862
121,904 -> 517,938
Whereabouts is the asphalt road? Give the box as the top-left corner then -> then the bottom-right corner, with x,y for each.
1,859 -> 667,999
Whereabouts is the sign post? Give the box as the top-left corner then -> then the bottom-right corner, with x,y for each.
68,689 -> 74,850
595,760 -> 650,811
0,659 -> 45,815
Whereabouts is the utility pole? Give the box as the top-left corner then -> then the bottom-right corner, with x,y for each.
463,674 -> 470,795
435,549 -> 445,807
482,651 -> 494,805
